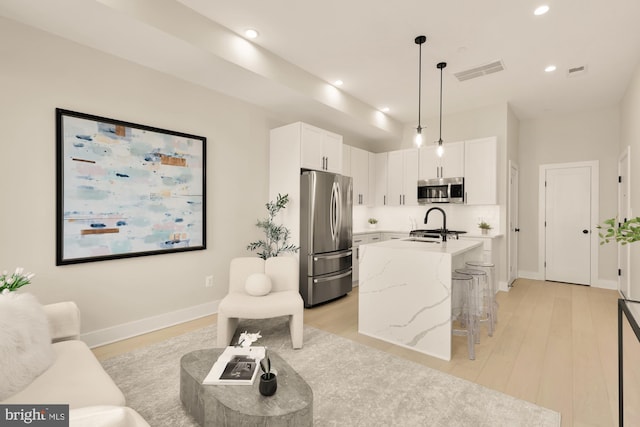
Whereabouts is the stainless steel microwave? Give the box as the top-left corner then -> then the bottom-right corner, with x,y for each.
417,177 -> 464,204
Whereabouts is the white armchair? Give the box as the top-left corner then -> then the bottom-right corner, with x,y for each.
217,257 -> 304,349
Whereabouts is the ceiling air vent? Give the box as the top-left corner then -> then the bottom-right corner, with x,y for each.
567,65 -> 588,78
454,60 -> 505,82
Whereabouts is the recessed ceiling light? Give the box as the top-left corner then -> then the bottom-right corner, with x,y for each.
333,80 -> 344,87
244,29 -> 259,39
534,5 -> 550,16
381,107 -> 390,112
545,65 -> 557,72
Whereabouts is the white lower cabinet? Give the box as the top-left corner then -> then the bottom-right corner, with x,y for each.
459,236 -> 495,262
459,235 -> 503,290
352,233 -> 381,283
381,232 -> 409,241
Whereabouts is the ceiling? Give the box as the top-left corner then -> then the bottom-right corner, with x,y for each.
2,0 -> 640,144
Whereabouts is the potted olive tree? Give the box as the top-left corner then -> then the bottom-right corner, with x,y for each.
247,194 -> 299,259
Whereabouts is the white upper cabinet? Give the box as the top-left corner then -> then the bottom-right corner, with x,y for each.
419,141 -> 465,180
387,149 -> 418,206
464,136 -> 497,205
374,152 -> 388,206
368,152 -> 376,206
342,144 -> 352,177
299,123 -> 343,173
351,146 -> 372,206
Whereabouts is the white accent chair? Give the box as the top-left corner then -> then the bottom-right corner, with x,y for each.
217,257 -> 304,349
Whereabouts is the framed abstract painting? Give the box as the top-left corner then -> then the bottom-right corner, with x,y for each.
56,109 -> 206,265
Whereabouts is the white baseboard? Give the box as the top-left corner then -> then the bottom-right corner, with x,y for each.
82,300 -> 220,348
514,270 -> 617,291
592,279 -> 617,290
498,280 -> 509,292
518,270 -> 543,280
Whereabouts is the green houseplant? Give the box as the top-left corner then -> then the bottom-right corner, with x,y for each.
598,217 -> 640,245
368,218 -> 378,229
478,221 -> 492,234
247,194 -> 299,259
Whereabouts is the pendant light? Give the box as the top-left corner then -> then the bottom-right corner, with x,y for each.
436,61 -> 447,157
414,35 -> 427,148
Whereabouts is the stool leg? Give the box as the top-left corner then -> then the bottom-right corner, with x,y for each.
487,290 -> 494,337
466,281 -> 476,360
474,283 -> 482,344
467,322 -> 476,360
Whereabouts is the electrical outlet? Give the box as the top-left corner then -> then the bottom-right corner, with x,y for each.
205,276 -> 214,288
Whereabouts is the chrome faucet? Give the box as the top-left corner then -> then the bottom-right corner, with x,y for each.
424,207 -> 447,242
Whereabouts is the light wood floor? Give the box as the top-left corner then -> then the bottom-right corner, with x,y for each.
93,279 -> 625,427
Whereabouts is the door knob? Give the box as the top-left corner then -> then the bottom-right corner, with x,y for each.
582,229 -> 589,234
514,228 -> 520,232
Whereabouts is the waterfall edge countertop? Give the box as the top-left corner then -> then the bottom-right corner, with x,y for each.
358,238 -> 483,361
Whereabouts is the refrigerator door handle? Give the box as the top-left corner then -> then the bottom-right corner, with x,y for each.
329,182 -> 336,240
330,181 -> 341,242
314,250 -> 353,261
335,180 -> 342,241
313,269 -> 352,283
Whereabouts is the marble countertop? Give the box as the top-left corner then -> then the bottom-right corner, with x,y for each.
460,232 -> 504,239
353,229 -> 408,235
353,229 -> 503,239
361,238 -> 482,256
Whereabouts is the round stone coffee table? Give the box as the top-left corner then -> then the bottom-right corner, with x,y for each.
180,348 -> 313,426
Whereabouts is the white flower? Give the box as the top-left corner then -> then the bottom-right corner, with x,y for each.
0,266 -> 34,292
238,331 -> 262,347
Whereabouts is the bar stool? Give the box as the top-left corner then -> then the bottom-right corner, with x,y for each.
465,260 -> 498,324
451,272 -> 477,360
455,267 -> 493,342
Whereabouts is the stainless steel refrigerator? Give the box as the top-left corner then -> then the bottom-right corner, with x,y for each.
300,170 -> 353,307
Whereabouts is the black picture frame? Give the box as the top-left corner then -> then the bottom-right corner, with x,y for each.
56,108 -> 206,265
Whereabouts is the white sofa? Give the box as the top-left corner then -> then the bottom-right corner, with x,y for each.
1,300 -> 148,427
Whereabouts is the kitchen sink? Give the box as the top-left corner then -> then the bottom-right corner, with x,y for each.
403,238 -> 441,244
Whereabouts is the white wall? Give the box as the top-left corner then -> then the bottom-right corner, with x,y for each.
0,18 -> 283,342
620,62 -> 640,299
518,107 -> 620,284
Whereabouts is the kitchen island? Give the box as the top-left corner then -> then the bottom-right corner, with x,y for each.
358,238 -> 483,361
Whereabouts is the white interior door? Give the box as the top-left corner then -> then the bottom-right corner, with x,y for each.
619,147 -> 631,297
508,162 -> 519,286
544,166 -> 592,285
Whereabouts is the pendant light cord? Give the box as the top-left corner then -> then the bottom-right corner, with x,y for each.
415,36 -> 426,133
418,42 -> 422,131
437,62 -> 447,144
438,65 -> 442,142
